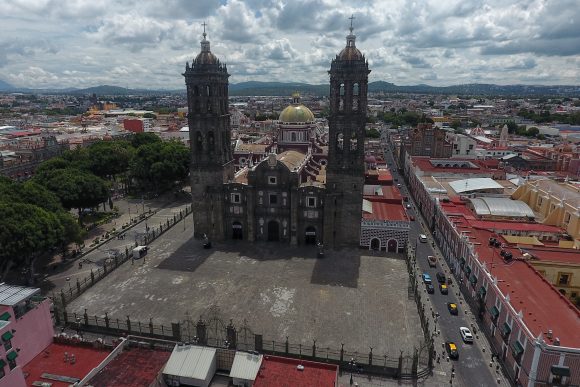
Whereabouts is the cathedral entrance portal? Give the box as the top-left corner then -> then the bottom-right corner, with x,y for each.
387,239 -> 398,253
232,222 -> 243,240
305,226 -> 317,245
267,220 -> 280,241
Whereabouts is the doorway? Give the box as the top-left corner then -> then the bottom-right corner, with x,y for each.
387,239 -> 398,252
267,220 -> 280,241
370,238 -> 381,250
305,226 -> 317,245
232,222 -> 243,240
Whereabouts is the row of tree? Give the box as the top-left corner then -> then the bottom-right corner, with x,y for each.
517,109 -> 580,125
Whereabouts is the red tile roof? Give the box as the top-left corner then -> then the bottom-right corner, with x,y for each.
363,185 -> 402,203
520,246 -> 580,264
440,201 -> 580,347
253,355 -> 338,387
468,220 -> 564,233
88,346 -> 171,387
363,201 -> 408,221
23,342 -> 110,387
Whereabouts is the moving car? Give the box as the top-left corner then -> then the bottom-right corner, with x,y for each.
426,283 -> 435,294
447,302 -> 458,315
406,204 -> 412,209
436,272 -> 446,283
419,234 -> 428,243
445,342 -> 459,359
427,255 -> 437,267
439,283 -> 448,294
422,273 -> 432,284
460,327 -> 473,343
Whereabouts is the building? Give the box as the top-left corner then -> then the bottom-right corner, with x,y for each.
512,179 -> 580,244
0,285 -> 54,387
253,355 -> 338,387
186,25 -> 369,247
399,123 -> 453,164
446,132 -> 478,159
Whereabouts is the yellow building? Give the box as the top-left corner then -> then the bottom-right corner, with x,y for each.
512,179 -> 580,246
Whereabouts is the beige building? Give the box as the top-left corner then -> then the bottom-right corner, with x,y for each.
512,179 -> 580,246
530,257 -> 580,305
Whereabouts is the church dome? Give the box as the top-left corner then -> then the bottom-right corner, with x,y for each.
338,37 -> 363,61
195,51 -> 218,65
279,93 -> 315,123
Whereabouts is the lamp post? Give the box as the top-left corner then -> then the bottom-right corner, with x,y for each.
348,358 -> 357,385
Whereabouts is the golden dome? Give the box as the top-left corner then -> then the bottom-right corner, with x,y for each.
279,93 -> 315,123
338,33 -> 363,61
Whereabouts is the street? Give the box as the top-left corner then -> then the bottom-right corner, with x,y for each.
383,140 -> 508,387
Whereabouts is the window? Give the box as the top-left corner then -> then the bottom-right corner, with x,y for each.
468,144 -> 474,150
557,272 -> 571,286
3,339 -> 11,351
268,176 -> 277,185
230,193 -> 241,204
269,194 -> 278,205
564,212 -> 571,224
306,197 -> 316,208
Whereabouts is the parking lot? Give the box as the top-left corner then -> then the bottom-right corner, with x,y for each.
66,217 -> 424,357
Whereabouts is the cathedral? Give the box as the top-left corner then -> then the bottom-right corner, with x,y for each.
184,24 -> 370,248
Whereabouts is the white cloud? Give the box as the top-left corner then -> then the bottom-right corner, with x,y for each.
0,0 -> 578,89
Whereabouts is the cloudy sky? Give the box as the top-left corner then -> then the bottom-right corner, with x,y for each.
0,0 -> 579,89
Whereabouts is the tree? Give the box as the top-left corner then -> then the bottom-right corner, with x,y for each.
131,132 -> 162,148
365,128 -> 380,138
506,121 -> 519,134
87,141 -> 133,178
450,120 -> 461,130
142,112 -> 157,119
527,127 -> 540,137
35,168 -> 110,221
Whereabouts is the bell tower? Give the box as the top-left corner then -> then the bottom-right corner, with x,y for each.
323,17 -> 370,248
184,24 -> 233,240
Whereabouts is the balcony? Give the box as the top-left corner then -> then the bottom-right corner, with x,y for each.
500,322 -> 511,341
511,340 -> 524,364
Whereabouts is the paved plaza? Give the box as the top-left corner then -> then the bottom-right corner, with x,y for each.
67,217 -> 424,357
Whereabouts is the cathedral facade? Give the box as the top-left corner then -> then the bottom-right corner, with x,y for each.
185,25 -> 370,248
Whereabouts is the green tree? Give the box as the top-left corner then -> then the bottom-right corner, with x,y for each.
131,132 -> 161,148
527,127 -> 540,137
142,112 -> 157,119
87,141 -> 133,178
506,121 -> 519,134
365,128 -> 380,138
450,120 -> 462,130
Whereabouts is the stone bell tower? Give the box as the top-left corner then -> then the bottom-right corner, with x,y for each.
184,24 -> 233,240
323,17 -> 370,248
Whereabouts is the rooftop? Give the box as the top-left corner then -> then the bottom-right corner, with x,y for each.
449,177 -> 503,193
0,284 -> 39,306
468,197 -> 536,218
88,346 -> 172,387
253,355 -> 338,387
277,150 -> 307,171
23,342 -> 110,387
362,200 -> 408,222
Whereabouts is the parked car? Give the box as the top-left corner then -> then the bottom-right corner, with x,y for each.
439,283 -> 448,294
427,255 -> 437,267
406,204 -> 412,209
419,234 -> 428,243
445,342 -> 459,359
410,215 -> 415,221
460,327 -> 473,343
426,283 -> 435,294
436,272 -> 446,283
422,273 -> 432,284
447,302 -> 458,315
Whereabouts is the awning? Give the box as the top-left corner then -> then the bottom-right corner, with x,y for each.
511,341 -> 524,357
490,306 -> 499,319
6,351 -> 17,361
1,331 -> 13,341
465,266 -> 472,275
0,312 -> 10,321
478,286 -> 487,298
551,365 -> 571,377
501,322 -> 511,336
469,275 -> 478,285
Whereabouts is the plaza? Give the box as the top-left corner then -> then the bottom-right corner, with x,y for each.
66,217 -> 424,358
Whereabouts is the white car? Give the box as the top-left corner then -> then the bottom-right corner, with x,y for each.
460,327 -> 473,343
419,234 -> 428,243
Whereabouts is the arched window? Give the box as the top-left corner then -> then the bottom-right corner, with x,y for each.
206,85 -> 211,96
207,99 -> 212,112
350,132 -> 357,151
196,131 -> 203,152
337,133 -> 344,150
208,131 -> 215,152
353,83 -> 359,95
340,83 -> 345,96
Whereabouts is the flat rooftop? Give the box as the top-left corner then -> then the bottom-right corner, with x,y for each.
23,342 -> 110,387
88,346 -> 172,387
253,355 -> 337,387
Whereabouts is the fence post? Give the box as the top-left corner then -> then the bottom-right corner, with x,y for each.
196,318 -> 207,345
76,278 -> 81,294
105,312 -> 110,329
312,340 -> 316,358
285,336 -> 289,354
226,320 -> 236,349
63,311 -> 68,325
340,343 -> 344,363
398,351 -> 403,379
172,322 -> 182,341
412,348 -> 418,378
255,334 -> 263,352
60,290 -> 66,307
83,309 -> 89,326
149,318 -> 154,335
54,305 -> 61,325
369,347 -> 373,367
103,261 -> 108,275
126,316 -> 131,332
90,269 -> 95,284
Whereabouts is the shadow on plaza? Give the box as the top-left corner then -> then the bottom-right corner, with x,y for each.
157,237 -> 361,288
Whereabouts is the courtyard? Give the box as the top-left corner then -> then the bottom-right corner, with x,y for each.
66,218 -> 424,358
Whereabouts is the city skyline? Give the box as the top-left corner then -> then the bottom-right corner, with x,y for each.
1,0 -> 579,89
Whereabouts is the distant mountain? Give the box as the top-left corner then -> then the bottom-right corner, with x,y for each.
0,79 -> 15,91
229,81 -> 328,96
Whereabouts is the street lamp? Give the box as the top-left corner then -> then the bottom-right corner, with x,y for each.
348,358 -> 357,385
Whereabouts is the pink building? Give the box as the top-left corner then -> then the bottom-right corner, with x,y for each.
0,284 -> 54,387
